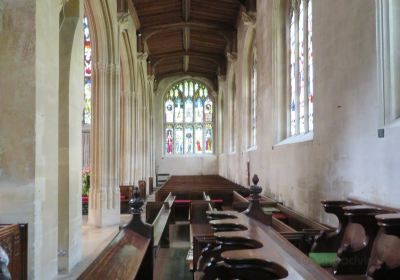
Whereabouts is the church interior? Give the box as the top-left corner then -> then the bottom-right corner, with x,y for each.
1,0 -> 400,279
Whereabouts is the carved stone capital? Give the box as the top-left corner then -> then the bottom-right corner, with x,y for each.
137,52 -> 148,61
242,11 -> 256,27
226,52 -> 238,63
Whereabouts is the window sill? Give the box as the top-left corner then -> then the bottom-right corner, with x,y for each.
246,145 -> 258,152
162,154 -> 216,159
384,118 -> 400,129
274,131 -> 314,147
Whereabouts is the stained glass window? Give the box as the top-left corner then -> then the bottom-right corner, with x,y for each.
288,0 -> 313,136
249,47 -> 257,147
230,75 -> 236,152
83,16 -> 92,124
164,80 -> 214,155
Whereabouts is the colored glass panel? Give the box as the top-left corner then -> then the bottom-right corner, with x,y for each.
308,0 -> 314,131
205,124 -> 213,154
204,98 -> 213,122
194,125 -> 203,154
185,99 -> 193,122
299,1 -> 305,133
194,98 -> 203,123
251,53 -> 257,145
165,126 -> 174,155
175,125 -> 184,154
83,16 -> 92,125
185,126 -> 194,154
174,98 -> 184,123
290,12 -> 296,135
165,99 -> 174,123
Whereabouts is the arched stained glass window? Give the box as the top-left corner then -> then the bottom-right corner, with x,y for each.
83,16 -> 92,124
164,80 -> 214,155
289,0 -> 313,136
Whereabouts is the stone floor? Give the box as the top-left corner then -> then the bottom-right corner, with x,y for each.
55,215 -> 131,279
55,215 -> 192,280
154,221 -> 192,280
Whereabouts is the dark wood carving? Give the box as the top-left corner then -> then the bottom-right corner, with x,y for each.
202,210 -> 336,279
311,200 -> 359,253
138,180 -> 146,199
149,177 -> 154,194
333,205 -> 388,275
0,224 -> 27,280
242,174 -> 272,226
364,213 -> 400,280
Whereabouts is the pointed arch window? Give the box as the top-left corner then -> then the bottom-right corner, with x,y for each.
164,80 -> 214,155
289,0 -> 313,136
83,16 -> 92,124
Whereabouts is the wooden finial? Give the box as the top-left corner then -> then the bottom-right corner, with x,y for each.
250,174 -> 262,199
129,187 -> 144,214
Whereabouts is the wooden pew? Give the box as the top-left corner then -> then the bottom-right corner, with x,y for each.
149,177 -> 154,194
333,205 -> 388,275
120,185 -> 133,213
155,175 -> 250,203
189,200 -> 216,272
230,180 -> 331,253
138,180 -> 146,199
196,210 -> 336,280
78,188 -> 153,280
0,224 -> 27,280
311,200 -> 359,253
145,192 -> 175,256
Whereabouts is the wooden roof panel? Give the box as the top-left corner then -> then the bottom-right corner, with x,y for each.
132,0 -> 248,81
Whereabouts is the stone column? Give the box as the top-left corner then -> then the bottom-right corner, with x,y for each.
135,53 -> 148,183
88,62 -> 121,227
119,88 -> 132,186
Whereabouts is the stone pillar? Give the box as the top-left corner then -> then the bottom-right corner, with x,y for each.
120,88 -> 132,186
88,62 -> 121,227
135,53 -> 148,183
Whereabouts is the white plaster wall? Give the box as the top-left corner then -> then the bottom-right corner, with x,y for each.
219,0 -> 400,226
153,77 -> 219,176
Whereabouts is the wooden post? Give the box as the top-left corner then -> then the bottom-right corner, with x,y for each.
138,180 -> 147,199
149,177 -> 154,194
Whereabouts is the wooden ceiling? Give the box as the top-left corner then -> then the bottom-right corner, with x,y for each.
131,0 -> 256,86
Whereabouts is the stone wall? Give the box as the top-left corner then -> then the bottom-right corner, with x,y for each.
219,0 -> 400,225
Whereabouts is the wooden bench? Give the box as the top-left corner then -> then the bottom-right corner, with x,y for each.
154,175 -> 250,203
189,200 -> 216,272
0,224 -> 28,280
195,210 -> 336,279
310,199 -> 398,275
156,173 -> 170,187
230,180 -> 331,253
78,188 -> 153,280
145,192 -> 175,256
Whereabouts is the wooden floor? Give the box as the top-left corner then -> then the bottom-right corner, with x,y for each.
154,222 -> 192,280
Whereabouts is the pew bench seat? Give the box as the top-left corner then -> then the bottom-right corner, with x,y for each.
78,229 -> 152,279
